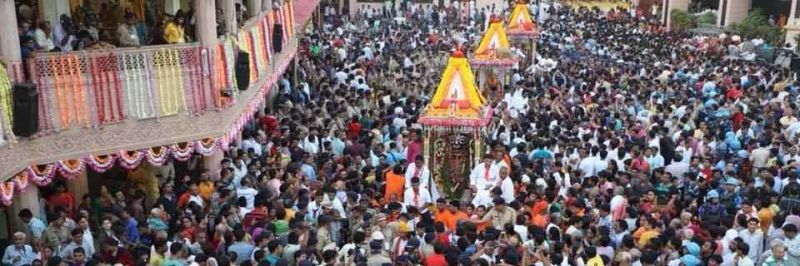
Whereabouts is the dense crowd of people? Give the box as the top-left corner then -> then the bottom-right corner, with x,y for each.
14,0 -> 253,58
5,0 -> 800,265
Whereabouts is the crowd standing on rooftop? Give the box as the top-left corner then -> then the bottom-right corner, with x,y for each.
5,0 -> 800,265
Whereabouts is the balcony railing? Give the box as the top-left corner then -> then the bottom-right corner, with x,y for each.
23,0 -> 296,136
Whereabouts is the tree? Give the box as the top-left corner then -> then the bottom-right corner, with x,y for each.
670,9 -> 696,31
696,11 -> 716,26
730,9 -> 784,45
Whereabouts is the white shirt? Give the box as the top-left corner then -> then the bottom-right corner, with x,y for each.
403,187 -> 432,209
470,163 -> 499,189
301,136 -> 321,154
738,229 -> 763,263
405,163 -> 432,189
236,187 -> 258,209
578,156 -> 607,178
499,176 -> 515,204
232,162 -> 248,188
188,194 -> 205,208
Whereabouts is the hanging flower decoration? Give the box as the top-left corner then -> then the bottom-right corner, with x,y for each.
195,138 -> 218,156
171,142 -> 195,162
85,154 -> 117,173
145,146 -> 171,166
12,174 -> 28,192
0,182 -> 14,206
118,150 -> 145,170
57,159 -> 85,179
26,164 -> 56,186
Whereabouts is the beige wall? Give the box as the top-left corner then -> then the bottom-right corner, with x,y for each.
717,0 -> 750,27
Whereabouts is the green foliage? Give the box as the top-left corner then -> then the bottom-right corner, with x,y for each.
730,9 -> 785,45
670,9 -> 696,31
696,12 -> 717,25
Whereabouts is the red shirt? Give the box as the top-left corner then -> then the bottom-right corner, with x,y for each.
424,254 -> 448,266
48,192 -> 75,218
103,249 -> 134,265
347,121 -> 362,140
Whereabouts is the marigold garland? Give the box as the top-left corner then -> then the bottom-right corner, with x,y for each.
26,164 -> 56,186
85,154 -> 117,173
145,146 -> 171,166
57,159 -> 85,179
118,150 -> 145,169
195,138 -> 218,156
12,174 -> 28,192
0,63 -> 15,143
171,142 -> 195,161
0,182 -> 14,205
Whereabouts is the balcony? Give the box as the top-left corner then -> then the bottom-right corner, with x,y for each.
0,0 -> 317,182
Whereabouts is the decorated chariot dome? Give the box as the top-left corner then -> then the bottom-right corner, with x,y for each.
419,49 -> 492,129
470,17 -> 517,69
507,0 -> 539,39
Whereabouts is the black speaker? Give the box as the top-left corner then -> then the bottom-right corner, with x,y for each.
272,24 -> 283,53
792,56 -> 800,72
235,50 -> 251,91
12,83 -> 39,137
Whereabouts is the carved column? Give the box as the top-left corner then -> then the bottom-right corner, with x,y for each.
662,0 -> 690,31
219,0 -> 238,34
66,171 -> 89,207
717,0 -> 750,27
787,0 -> 800,47
1,0 -> 24,82
203,149 -> 225,180
248,0 -> 263,19
9,186 -> 41,233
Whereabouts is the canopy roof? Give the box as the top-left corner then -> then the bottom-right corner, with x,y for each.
472,17 -> 517,67
507,2 -> 539,39
419,50 -> 492,128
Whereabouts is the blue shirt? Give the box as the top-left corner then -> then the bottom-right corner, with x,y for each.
27,218 -> 46,239
126,218 -> 140,242
2,245 -> 35,266
228,242 -> 256,264
301,164 -> 317,182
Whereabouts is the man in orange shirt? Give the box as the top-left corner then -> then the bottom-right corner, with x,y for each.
197,169 -> 215,202
433,198 -> 448,223
384,165 -> 406,204
436,200 -> 469,231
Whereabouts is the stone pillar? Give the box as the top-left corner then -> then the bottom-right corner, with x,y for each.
38,0 -> 71,29
1,0 -> 24,82
165,0 -> 182,15
662,0 -> 690,31
195,0 -> 219,46
203,149 -> 225,180
9,186 -> 40,233
66,171 -> 89,204
262,0 -> 272,12
219,0 -> 238,34
717,0 -> 750,27
786,0 -> 800,47
248,0 -> 263,19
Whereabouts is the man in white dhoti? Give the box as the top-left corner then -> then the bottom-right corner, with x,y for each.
470,155 -> 499,208
404,177 -> 432,210
405,155 -> 440,201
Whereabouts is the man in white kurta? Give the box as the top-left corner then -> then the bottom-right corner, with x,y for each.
405,157 -> 440,201
497,167 -> 515,204
404,177 -> 432,210
470,157 -> 499,208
